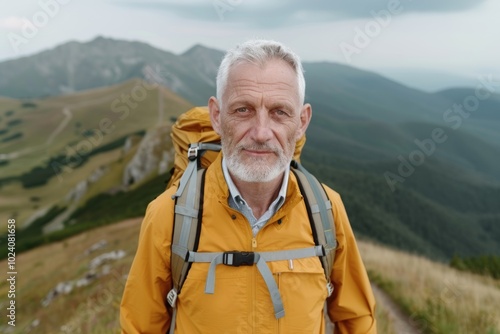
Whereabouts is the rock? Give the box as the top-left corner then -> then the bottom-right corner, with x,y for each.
65,166 -> 108,203
42,282 -> 74,307
89,250 -> 126,270
84,240 -> 108,255
123,125 -> 173,187
42,249 -> 126,306
123,136 -> 133,154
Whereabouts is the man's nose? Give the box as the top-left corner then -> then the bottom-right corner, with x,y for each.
250,110 -> 273,142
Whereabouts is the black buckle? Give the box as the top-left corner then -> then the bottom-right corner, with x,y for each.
222,251 -> 254,266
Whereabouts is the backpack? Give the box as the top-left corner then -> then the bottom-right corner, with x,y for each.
165,107 -> 336,332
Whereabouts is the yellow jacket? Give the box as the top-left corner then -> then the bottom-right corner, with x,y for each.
120,153 -> 376,333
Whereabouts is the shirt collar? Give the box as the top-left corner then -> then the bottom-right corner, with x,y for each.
222,157 -> 289,210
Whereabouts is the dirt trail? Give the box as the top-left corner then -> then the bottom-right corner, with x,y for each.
371,283 -> 423,334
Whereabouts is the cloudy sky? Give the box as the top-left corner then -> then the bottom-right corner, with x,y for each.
0,0 -> 498,90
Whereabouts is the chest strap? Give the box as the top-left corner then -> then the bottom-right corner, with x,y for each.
182,245 -> 324,319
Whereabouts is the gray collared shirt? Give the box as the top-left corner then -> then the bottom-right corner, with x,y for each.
222,158 -> 289,236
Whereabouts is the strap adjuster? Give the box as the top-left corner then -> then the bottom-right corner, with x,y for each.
326,282 -> 334,297
223,251 -> 255,266
167,289 -> 178,307
187,144 -> 199,161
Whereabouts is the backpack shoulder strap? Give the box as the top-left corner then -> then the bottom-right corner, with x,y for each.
290,161 -> 336,295
167,143 -> 220,308
170,168 -> 206,294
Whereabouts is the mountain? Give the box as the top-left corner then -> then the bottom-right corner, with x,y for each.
0,37 -> 222,105
0,37 -> 499,260
376,68 -> 480,92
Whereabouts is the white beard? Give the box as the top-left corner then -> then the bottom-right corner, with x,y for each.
224,142 -> 292,183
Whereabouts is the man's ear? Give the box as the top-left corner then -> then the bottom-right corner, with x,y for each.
296,103 -> 312,139
208,96 -> 221,135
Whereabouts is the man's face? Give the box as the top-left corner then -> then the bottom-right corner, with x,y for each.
210,59 -> 311,183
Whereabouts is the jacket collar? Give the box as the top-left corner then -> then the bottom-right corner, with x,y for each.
206,153 -> 303,215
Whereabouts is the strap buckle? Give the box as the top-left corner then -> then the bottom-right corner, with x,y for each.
326,282 -> 334,297
167,289 -> 178,307
187,144 -> 199,161
223,251 -> 255,266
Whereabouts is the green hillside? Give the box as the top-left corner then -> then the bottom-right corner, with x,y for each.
435,88 -> 500,144
303,62 -> 451,124
0,80 -> 192,230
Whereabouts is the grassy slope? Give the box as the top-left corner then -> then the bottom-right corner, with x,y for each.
1,219 -> 498,333
0,149 -> 122,230
360,240 -> 500,334
0,80 -> 193,232
0,218 -> 143,334
0,79 -> 191,175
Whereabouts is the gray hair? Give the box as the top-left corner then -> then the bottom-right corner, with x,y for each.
216,39 -> 306,107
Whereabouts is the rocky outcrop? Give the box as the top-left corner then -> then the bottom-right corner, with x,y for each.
65,166 -> 108,203
122,125 -> 173,187
41,246 -> 126,307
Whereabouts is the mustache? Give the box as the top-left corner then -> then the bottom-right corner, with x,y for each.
236,143 -> 280,154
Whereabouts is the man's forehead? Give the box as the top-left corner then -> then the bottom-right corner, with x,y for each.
229,58 -> 296,77
226,60 -> 298,92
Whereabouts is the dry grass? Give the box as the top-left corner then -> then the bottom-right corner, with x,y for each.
358,240 -> 500,334
374,297 -> 397,334
0,218 -> 142,334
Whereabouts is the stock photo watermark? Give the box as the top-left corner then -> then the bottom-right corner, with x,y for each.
339,0 -> 412,63
7,0 -> 73,54
6,219 -> 17,327
384,74 -> 500,192
213,0 -> 243,21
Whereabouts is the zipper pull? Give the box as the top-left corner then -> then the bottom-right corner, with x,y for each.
252,238 -> 257,249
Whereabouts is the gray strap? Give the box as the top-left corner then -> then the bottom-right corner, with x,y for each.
188,251 -> 222,263
189,246 -> 323,264
192,246 -> 322,320
169,307 -> 177,334
168,142 -> 221,333
255,254 -> 285,318
202,253 -> 285,319
177,162 -> 199,252
296,164 -> 336,249
172,158 -> 197,199
171,244 -> 188,259
259,245 -> 324,261
204,254 -> 224,294
174,205 -> 198,218
310,201 -> 332,214
198,142 -> 221,152
172,142 -> 219,199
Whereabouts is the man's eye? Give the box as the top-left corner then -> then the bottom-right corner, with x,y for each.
275,109 -> 287,116
235,107 -> 248,113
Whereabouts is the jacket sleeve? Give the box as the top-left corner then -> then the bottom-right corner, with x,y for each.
120,191 -> 174,334
325,189 -> 377,334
